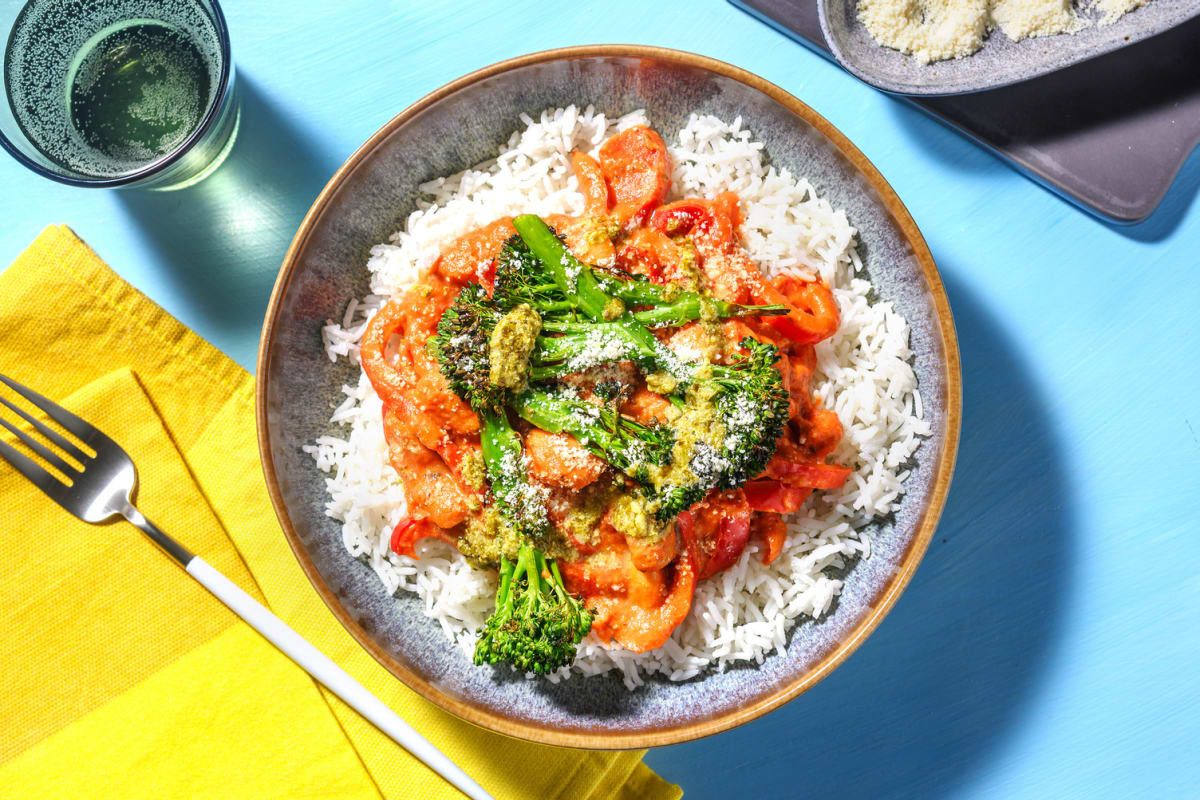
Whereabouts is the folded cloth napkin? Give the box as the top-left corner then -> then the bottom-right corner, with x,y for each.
0,226 -> 681,800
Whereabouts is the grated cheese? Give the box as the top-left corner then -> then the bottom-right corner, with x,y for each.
1088,0 -> 1147,24
858,0 -> 1150,63
992,0 -> 1083,39
858,0 -> 989,63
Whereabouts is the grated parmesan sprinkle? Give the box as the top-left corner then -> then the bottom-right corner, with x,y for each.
858,0 -> 1147,63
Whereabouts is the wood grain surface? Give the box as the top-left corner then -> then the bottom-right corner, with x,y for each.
1,1 -> 1197,797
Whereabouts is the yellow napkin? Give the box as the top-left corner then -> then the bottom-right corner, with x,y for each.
0,226 -> 681,800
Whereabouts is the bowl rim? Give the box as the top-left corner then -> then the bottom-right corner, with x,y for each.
256,43 -> 962,750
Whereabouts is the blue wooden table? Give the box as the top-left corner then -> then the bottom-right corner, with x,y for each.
3,2 -> 1198,797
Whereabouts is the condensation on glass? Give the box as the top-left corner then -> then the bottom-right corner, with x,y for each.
1,0 -> 236,189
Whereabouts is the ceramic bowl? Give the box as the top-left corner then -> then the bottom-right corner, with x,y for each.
257,45 -> 961,748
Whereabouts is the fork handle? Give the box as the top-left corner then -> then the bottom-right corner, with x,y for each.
185,557 -> 493,800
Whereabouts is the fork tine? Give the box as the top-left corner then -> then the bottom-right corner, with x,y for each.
0,374 -> 108,447
0,416 -> 79,477
0,396 -> 90,462
0,437 -> 68,495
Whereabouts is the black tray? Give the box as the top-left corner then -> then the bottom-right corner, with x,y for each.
731,0 -> 1200,223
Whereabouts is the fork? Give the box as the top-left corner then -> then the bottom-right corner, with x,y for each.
0,374 -> 492,800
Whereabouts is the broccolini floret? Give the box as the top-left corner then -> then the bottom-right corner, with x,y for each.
473,541 -> 592,675
429,282 -> 504,409
704,337 -> 791,487
648,336 -> 790,523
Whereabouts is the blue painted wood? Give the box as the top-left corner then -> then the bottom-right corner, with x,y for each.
2,2 -> 1198,797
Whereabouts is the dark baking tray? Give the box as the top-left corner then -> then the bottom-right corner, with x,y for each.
731,0 -> 1200,223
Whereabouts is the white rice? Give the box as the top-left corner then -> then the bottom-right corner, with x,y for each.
305,106 -> 931,689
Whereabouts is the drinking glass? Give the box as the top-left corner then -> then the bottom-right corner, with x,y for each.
0,0 -> 237,190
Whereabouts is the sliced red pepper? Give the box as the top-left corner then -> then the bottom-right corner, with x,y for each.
686,492 -> 753,579
751,512 -> 788,565
614,227 -> 681,283
743,480 -> 814,514
648,198 -> 736,251
759,275 -> 839,345
389,517 -> 455,559
699,510 -> 752,579
786,348 -> 816,419
571,151 -> 611,217
770,461 -> 852,490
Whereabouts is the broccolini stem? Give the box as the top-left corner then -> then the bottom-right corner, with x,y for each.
527,363 -> 575,383
478,407 -> 549,539
479,407 -> 520,486
631,297 -> 788,325
511,387 -> 669,476
594,273 -> 788,323
513,214 -> 691,383
531,299 -> 577,314
532,324 -> 657,365
512,390 -> 622,456
548,559 -> 571,606
494,555 -> 516,614
531,546 -> 550,589
519,544 -> 541,615
514,214 -> 614,321
537,297 -> 787,332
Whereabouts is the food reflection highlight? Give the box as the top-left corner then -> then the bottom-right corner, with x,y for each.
306,106 -> 931,688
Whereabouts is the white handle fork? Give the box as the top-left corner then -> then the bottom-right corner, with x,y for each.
186,557 -> 493,800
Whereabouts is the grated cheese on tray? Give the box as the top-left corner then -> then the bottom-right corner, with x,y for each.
858,0 -> 990,63
857,0 -> 1152,64
1089,0 -> 1148,24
